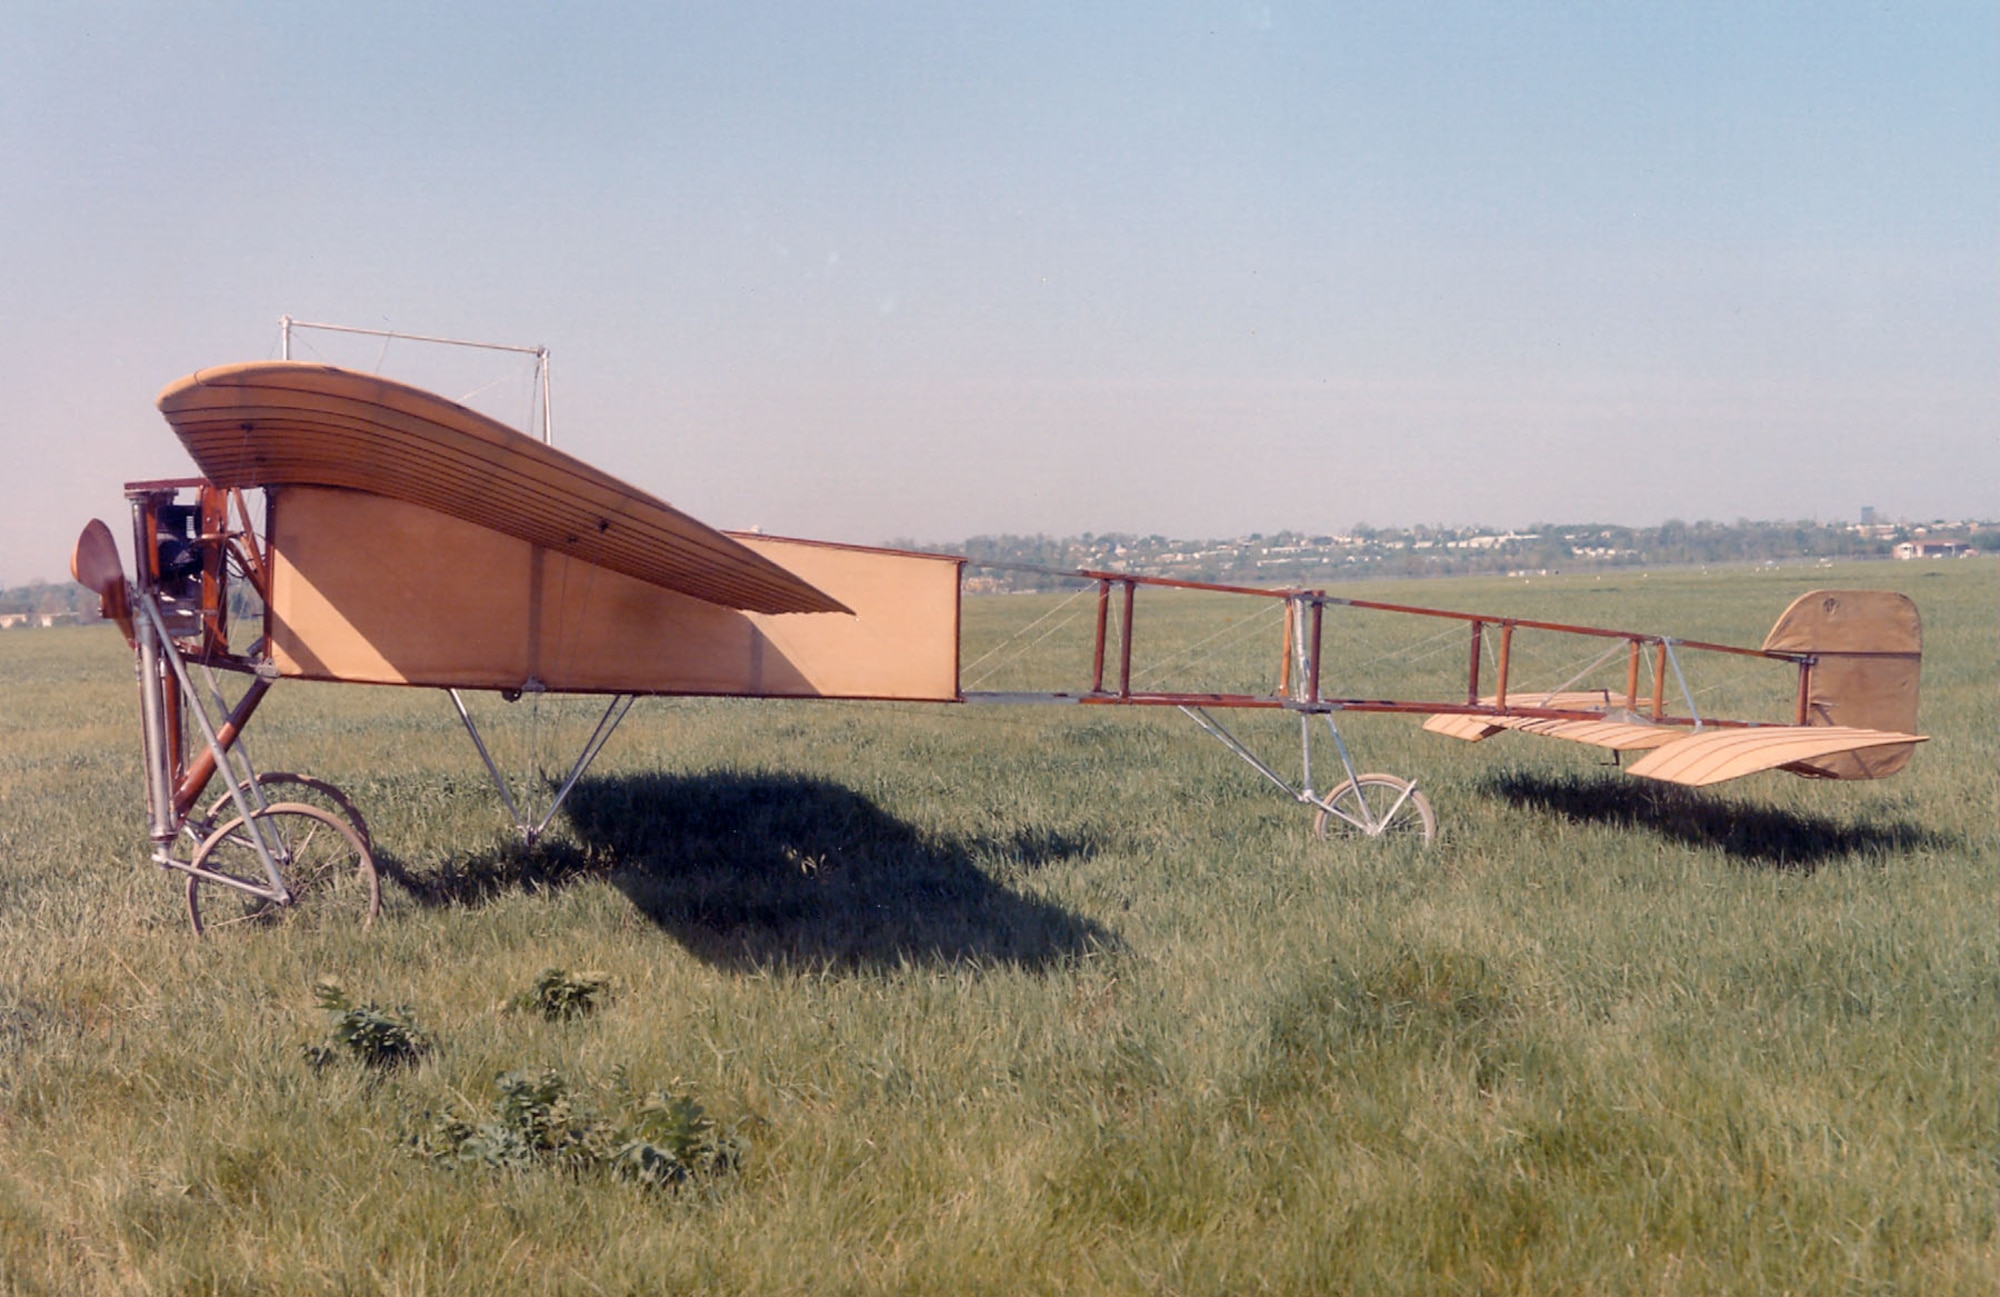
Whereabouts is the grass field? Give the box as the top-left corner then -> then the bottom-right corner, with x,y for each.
0,560 -> 1991,1294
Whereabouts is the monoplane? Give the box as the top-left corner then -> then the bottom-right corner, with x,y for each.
72,358 -> 1925,933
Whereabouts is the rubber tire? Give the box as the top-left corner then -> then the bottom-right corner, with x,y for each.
186,803 -> 379,936
198,772 -> 372,851
1312,774 -> 1437,845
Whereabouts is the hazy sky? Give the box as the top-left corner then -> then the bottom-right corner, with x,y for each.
4,3 -> 1993,583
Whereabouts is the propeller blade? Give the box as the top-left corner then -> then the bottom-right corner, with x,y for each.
71,520 -> 123,594
70,519 -> 135,646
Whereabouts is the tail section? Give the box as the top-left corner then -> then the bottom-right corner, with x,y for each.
1761,590 -> 1921,779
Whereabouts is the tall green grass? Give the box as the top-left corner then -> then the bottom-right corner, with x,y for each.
0,561 -> 1990,1293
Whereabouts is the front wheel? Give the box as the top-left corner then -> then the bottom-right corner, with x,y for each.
1312,774 -> 1436,845
197,772 -> 372,851
186,804 -> 379,936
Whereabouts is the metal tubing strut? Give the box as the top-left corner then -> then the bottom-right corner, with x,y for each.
1307,599 -> 1324,703
1316,712 -> 1378,832
1286,598 -> 1309,701
1178,706 -> 1307,802
1177,703 -> 1397,835
447,689 -> 527,831
131,497 -> 176,843
134,601 -> 177,843
1662,641 -> 1703,730
448,689 -> 636,844
1298,711 -> 1313,799
137,594 -> 289,897
530,694 -> 635,842
173,671 -> 275,820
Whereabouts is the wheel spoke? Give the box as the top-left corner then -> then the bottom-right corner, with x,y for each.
283,820 -> 320,862
201,773 -> 372,852
187,804 -> 378,936
1313,774 -> 1436,846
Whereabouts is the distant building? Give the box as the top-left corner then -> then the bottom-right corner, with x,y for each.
1860,506 -> 1877,527
1893,540 -> 1972,560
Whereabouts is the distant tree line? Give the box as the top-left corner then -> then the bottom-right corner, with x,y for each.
896,518 -> 1998,591
13,516 -> 1996,614
0,580 -> 99,619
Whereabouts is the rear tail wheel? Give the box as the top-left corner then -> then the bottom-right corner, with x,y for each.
1313,774 -> 1436,845
186,803 -> 379,936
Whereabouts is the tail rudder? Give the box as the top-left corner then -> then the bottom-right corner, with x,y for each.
1761,589 -> 1921,779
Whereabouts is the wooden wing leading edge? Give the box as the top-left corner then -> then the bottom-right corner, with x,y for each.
156,362 -> 849,617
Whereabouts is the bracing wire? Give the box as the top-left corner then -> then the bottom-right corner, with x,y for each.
960,584 -> 1095,687
527,691 -> 542,790
454,374 -> 513,409
1335,617 -> 1468,674
1510,640 -> 1627,705
1682,652 -> 1789,712
1129,599 -> 1288,690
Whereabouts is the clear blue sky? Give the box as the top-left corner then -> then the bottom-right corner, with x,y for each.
4,3 -> 1993,583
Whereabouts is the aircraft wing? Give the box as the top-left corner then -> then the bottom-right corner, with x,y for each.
1423,699 -> 1926,787
1419,692 -> 1671,747
156,362 -> 850,616
1621,726 -> 1928,786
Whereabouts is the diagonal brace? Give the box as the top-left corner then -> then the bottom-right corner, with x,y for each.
447,689 -> 636,844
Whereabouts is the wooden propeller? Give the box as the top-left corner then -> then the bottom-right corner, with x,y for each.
71,519 -> 134,646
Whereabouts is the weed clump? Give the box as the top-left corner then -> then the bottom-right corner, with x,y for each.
510,967 -> 613,1021
296,980 -> 736,1191
413,1066 -> 738,1191
303,978 -> 431,1072
614,1084 -> 737,1189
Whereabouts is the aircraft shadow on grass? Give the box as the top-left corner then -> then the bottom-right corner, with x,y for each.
1480,770 -> 1956,870
380,770 -> 1115,973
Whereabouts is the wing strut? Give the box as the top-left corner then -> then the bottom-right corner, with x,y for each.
1177,704 -> 1429,841
447,689 -> 636,844
1662,640 -> 1702,730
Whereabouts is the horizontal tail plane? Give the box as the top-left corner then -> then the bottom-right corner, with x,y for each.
1422,590 -> 1924,787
